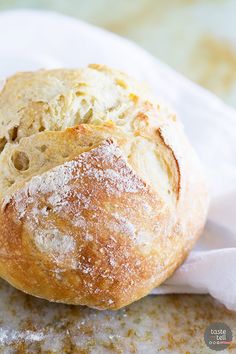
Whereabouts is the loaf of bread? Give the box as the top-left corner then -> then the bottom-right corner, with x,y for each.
0,65 -> 208,309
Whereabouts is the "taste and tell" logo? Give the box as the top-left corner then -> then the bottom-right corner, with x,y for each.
204,322 -> 233,351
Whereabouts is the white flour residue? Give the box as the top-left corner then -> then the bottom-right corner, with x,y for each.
85,167 -> 143,196
75,260 -> 94,275
28,162 -> 77,196
135,230 -> 154,253
81,142 -> 145,196
35,227 -> 76,254
109,257 -> 117,267
10,160 -> 77,220
0,328 -> 45,345
108,212 -> 136,240
84,232 -> 94,241
5,140 -> 146,245
72,213 -> 87,228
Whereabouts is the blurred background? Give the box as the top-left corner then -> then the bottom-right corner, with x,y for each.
0,0 -> 236,108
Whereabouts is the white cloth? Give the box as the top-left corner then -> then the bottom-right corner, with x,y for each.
0,9 -> 236,310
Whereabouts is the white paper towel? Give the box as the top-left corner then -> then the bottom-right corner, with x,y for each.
0,9 -> 235,310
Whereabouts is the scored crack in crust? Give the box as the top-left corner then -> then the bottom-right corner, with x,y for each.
0,64 -> 208,309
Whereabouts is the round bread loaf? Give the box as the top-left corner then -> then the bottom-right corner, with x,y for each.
0,64 -> 208,309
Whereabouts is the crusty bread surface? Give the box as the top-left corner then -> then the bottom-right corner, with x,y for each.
0,65 -> 208,309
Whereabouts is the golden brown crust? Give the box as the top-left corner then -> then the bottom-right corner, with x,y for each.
0,66 -> 209,309
0,137 -> 207,309
0,140 -> 167,309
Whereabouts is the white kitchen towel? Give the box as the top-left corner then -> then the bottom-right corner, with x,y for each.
0,9 -> 236,310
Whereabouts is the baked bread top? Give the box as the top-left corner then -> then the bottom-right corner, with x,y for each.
0,65 -> 208,309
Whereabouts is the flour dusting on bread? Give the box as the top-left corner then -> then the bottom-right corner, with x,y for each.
0,65 -> 208,309
35,228 -> 76,254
